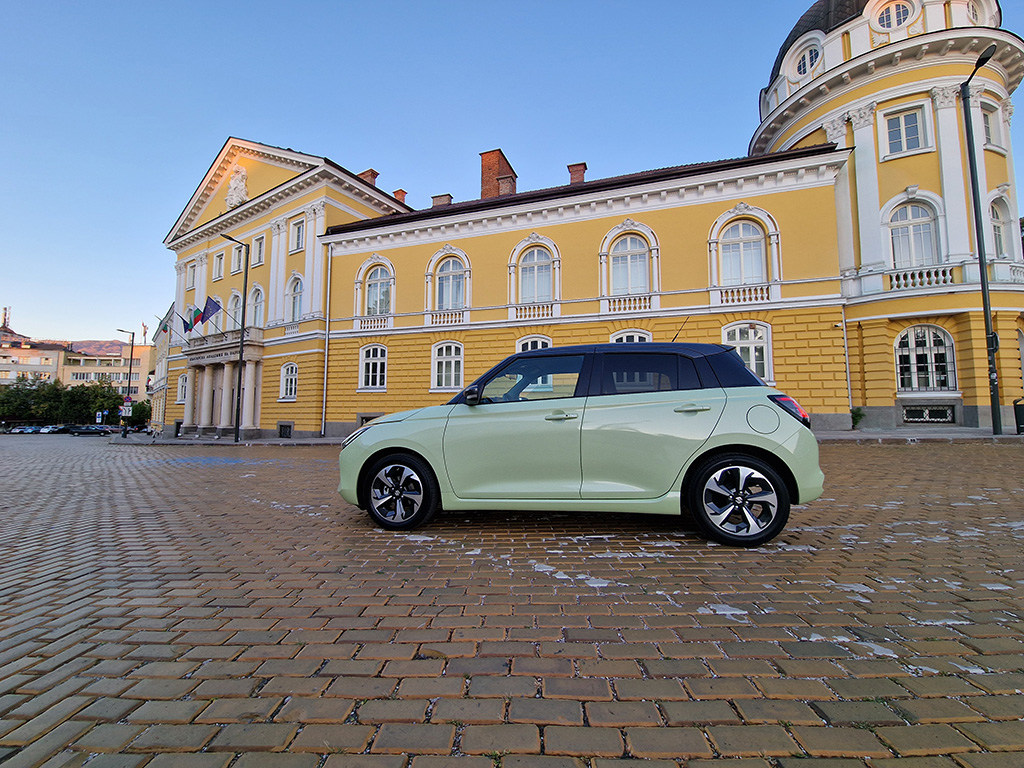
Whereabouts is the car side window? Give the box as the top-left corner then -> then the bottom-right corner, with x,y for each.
480,355 -> 585,403
600,354 -> 702,395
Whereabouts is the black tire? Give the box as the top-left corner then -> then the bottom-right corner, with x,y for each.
361,453 -> 440,530
686,453 -> 790,547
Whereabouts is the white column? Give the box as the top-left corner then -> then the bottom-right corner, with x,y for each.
825,115 -> 857,283
199,365 -> 214,428
968,83 -> 991,255
931,86 -> 972,261
1002,102 -> 1022,259
182,366 -> 197,427
174,262 -> 187,323
850,103 -> 886,288
269,218 -> 287,324
242,360 -> 258,429
307,202 -> 326,318
219,361 -> 235,428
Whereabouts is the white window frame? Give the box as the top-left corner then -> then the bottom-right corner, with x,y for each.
279,362 -> 298,401
519,247 -> 554,304
431,341 -> 464,392
609,235 -> 651,296
359,345 -> 387,391
186,263 -> 196,289
227,294 -> 242,330
436,257 -> 467,311
719,221 -> 768,286
176,374 -> 188,403
231,245 -> 244,274
212,252 -> 224,281
611,330 -> 652,343
887,201 -> 939,269
895,324 -> 957,393
249,285 -> 265,328
518,335 -> 552,352
286,275 -> 304,322
878,101 -> 934,161
252,235 -> 265,266
366,265 -> 393,316
290,218 -> 305,253
875,1 -> 912,29
723,321 -> 774,384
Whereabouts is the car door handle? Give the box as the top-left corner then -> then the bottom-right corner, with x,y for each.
674,404 -> 712,413
544,411 -> 579,421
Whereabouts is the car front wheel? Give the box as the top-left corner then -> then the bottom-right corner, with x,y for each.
687,453 -> 790,547
362,453 -> 440,530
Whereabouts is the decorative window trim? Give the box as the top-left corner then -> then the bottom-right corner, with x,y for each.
354,254 -> 397,328
286,273 -> 304,323
251,235 -> 266,266
231,245 -> 244,274
290,218 -> 306,253
894,323 -> 957,393
279,362 -> 298,402
176,374 -> 188,404
212,252 -> 224,281
981,101 -> 1006,154
518,335 -> 552,352
359,344 -> 387,391
880,191 -> 947,268
430,341 -> 464,393
708,203 -> 782,300
508,233 -> 562,319
249,285 -> 266,328
784,31 -> 825,84
599,220 -> 661,307
425,244 -> 471,323
986,193 -> 1018,260
227,292 -> 243,331
877,101 -> 934,161
867,0 -> 920,35
723,321 -> 774,384
186,263 -> 197,290
611,330 -> 652,343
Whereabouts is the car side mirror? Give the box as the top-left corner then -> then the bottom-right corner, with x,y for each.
463,385 -> 481,406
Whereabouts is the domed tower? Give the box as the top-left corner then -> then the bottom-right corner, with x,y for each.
752,0 -> 1024,428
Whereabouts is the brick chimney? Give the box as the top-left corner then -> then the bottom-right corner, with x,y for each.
357,168 -> 379,186
480,149 -> 517,199
432,193 -> 453,207
393,189 -> 407,204
568,162 -> 587,185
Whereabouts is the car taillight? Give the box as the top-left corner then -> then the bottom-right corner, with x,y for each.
769,394 -> 810,428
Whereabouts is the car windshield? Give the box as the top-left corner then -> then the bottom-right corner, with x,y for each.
480,354 -> 585,403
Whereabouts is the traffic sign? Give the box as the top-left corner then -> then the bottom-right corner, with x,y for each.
119,406 -> 133,417
124,396 -> 132,403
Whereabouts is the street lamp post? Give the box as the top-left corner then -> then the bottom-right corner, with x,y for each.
116,328 -> 135,438
221,234 -> 250,443
960,43 -> 1001,435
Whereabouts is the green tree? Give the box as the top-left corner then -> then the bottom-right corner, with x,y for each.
0,378 -> 37,424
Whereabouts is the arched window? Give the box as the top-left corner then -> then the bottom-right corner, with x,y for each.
176,374 -> 188,403
286,276 -> 303,322
520,247 -> 553,304
896,325 -> 955,391
436,258 -> 466,310
279,363 -> 298,400
889,204 -> 937,268
991,202 -> 1007,258
228,294 -> 242,330
795,45 -> 820,77
249,286 -> 264,328
360,345 -> 386,390
609,236 -> 650,295
611,330 -> 652,343
724,322 -> 772,382
432,342 -> 463,390
519,335 -> 551,352
366,266 -> 392,316
720,222 -> 767,285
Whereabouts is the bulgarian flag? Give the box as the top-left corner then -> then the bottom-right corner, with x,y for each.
183,305 -> 202,332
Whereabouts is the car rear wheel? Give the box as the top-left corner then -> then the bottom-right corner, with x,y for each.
687,453 -> 790,547
362,453 -> 440,530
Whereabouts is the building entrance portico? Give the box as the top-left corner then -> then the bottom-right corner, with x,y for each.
178,327 -> 263,438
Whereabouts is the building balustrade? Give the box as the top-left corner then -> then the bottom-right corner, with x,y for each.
514,302 -> 554,320
428,310 -> 466,326
186,326 -> 264,350
607,295 -> 652,313
712,283 -> 776,305
356,315 -> 392,331
887,265 -> 957,291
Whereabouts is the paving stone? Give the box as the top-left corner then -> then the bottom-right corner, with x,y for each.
431,697 -> 505,724
71,724 -> 145,752
810,700 -> 904,726
661,700 -> 742,725
206,722 -> 298,751
196,697 -> 283,723
623,726 -> 713,759
790,725 -> 893,758
953,720 -> 1024,751
707,725 -> 802,757
146,755 -> 232,768
127,724 -> 219,752
893,698 -> 987,723
289,724 -> 375,752
507,698 -> 582,725
460,724 -> 541,754
874,724 -> 980,756
234,755 -> 320,768
125,700 -> 206,723
964,693 -> 1024,720
370,723 -> 455,754
323,757 -> 408,768
543,725 -> 623,757
734,699 -> 823,726
356,698 -> 428,723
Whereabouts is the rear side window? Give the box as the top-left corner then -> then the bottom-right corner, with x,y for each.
599,353 -> 702,395
708,349 -> 764,387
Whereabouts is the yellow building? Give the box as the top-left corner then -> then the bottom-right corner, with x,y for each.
163,0 -> 1024,438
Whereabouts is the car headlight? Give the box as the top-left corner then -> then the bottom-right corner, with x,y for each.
341,423 -> 375,449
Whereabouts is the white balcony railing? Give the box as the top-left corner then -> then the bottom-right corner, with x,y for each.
717,283 -> 772,305
515,303 -> 554,320
887,266 -> 956,291
607,295 -> 652,313
428,310 -> 465,326
356,315 -> 392,331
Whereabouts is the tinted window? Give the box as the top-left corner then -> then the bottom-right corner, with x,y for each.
600,353 -> 700,395
708,349 -> 764,387
480,355 -> 585,403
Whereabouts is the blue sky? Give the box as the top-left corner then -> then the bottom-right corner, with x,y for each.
1,1 -> 1021,343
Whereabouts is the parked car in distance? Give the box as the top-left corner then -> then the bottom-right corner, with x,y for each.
68,425 -> 107,436
9,426 -> 37,434
338,343 -> 824,547
40,425 -> 67,434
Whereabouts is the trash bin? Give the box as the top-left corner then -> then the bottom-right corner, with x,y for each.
1015,398 -> 1024,435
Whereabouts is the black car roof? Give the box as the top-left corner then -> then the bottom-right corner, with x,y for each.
513,343 -> 732,358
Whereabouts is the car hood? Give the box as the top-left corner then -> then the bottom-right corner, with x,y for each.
368,405 -> 451,425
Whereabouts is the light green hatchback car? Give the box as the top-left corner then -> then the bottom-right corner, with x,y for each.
338,343 -> 824,546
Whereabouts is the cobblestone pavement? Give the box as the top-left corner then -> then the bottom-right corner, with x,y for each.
1,436 -> 1023,768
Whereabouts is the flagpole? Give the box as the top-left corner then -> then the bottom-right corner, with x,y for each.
221,234 -> 250,443
155,315 -> 189,346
